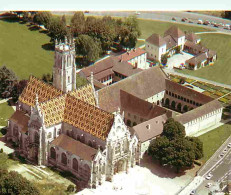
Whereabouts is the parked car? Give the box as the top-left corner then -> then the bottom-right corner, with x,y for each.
135,12 -> 140,15
206,183 -> 212,188
181,18 -> 186,22
190,190 -> 196,195
197,20 -> 203,24
172,17 -> 176,21
213,23 -> 219,28
223,148 -> 228,153
84,11 -> 90,13
188,20 -> 193,23
203,20 -> 210,25
219,153 -> 224,158
206,173 -> 213,180
228,143 -> 231,148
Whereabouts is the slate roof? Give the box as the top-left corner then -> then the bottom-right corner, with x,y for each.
164,26 -> 185,39
186,32 -> 200,43
112,62 -> 142,77
98,67 -> 167,113
120,90 -> 171,120
163,35 -> 177,50
132,114 -> 168,142
9,110 -> 30,133
185,53 -> 208,65
165,79 -> 213,104
174,100 -> 223,124
146,34 -> 166,47
51,134 -> 97,161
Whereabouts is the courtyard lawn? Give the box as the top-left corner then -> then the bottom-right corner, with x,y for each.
177,33 -> 231,85
0,19 -> 53,80
198,123 -> 231,163
0,102 -> 14,127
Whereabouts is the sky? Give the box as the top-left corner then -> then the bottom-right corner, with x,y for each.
1,0 -> 231,11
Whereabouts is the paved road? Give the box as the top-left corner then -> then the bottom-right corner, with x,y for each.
85,11 -> 231,33
195,136 -> 231,195
52,11 -> 231,34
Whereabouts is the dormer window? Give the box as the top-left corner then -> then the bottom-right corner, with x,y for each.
146,124 -> 151,130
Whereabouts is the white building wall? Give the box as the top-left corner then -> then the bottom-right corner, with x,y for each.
184,108 -> 223,136
146,90 -> 165,104
128,53 -> 148,70
177,36 -> 186,50
145,43 -> 167,62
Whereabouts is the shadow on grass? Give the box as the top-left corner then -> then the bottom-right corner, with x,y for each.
39,30 -> 48,34
19,20 -> 27,24
28,25 -> 40,31
41,43 -> 54,51
0,17 -> 19,23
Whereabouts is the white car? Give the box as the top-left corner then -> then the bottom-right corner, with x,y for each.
206,183 -> 212,188
228,143 -> 231,148
197,20 -> 203,24
206,173 -> 213,180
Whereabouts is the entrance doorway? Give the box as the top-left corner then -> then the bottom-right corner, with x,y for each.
114,159 -> 125,174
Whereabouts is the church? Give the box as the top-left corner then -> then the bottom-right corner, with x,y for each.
6,38 -> 138,188
6,36 -> 223,189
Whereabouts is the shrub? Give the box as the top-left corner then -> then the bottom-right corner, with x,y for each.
0,148 -> 3,153
67,184 -> 75,193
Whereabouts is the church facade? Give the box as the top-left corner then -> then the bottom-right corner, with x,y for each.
6,38 -> 138,188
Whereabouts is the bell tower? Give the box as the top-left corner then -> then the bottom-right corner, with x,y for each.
53,37 -> 76,93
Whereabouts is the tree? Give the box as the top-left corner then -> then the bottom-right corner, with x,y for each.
70,12 -> 85,36
47,17 -> 67,42
75,35 -> 102,64
11,80 -> 28,103
223,11 -> 231,19
162,118 -> 186,140
42,73 -> 53,84
67,184 -> 75,193
33,11 -> 52,28
76,74 -> 88,88
186,137 -> 203,160
0,66 -> 18,98
161,54 -> 168,65
61,15 -> 66,26
0,169 -> 40,195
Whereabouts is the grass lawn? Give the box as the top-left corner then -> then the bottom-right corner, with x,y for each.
0,102 -> 14,127
198,123 -> 231,163
137,19 -> 214,39
177,33 -> 231,85
0,19 -> 54,80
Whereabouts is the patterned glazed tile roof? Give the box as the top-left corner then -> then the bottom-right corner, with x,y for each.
69,84 -> 96,106
19,76 -> 64,106
40,95 -> 67,127
63,95 -> 114,141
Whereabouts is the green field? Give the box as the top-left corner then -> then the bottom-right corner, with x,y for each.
0,102 -> 14,126
178,33 -> 231,85
137,19 -> 214,39
198,123 -> 231,163
0,19 -> 54,80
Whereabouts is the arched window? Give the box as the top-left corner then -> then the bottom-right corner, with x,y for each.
165,98 -> 170,106
13,125 -> 19,137
177,103 -> 182,112
61,153 -> 67,165
47,132 -> 52,139
88,140 -> 92,147
72,158 -> 78,171
34,132 -> 39,144
50,147 -> 56,160
127,120 -> 131,127
171,101 -> 176,109
81,135 -> 85,143
77,135 -> 80,141
183,105 -> 188,112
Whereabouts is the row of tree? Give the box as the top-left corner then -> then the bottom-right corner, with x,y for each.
0,66 -> 27,102
148,118 -> 203,173
18,11 -> 141,65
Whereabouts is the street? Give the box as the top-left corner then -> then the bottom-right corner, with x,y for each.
195,136 -> 231,195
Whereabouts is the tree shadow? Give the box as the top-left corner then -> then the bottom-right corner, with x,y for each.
39,30 -> 48,34
41,43 -> 54,51
139,154 -> 196,179
0,17 -> 19,23
19,20 -> 27,24
28,25 -> 40,31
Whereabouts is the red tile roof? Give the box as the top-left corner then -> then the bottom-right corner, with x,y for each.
9,110 -> 30,133
117,48 -> 146,62
164,26 -> 185,39
146,33 -> 166,47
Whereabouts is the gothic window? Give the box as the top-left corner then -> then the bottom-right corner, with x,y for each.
34,132 -> 39,144
81,135 -> 85,143
47,132 -> 52,139
13,125 -> 19,137
68,76 -> 70,83
88,140 -> 92,147
115,143 -> 120,154
50,147 -> 56,160
72,158 -> 78,171
61,153 -> 67,165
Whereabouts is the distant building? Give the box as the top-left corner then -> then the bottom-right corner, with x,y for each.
79,48 -> 147,89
